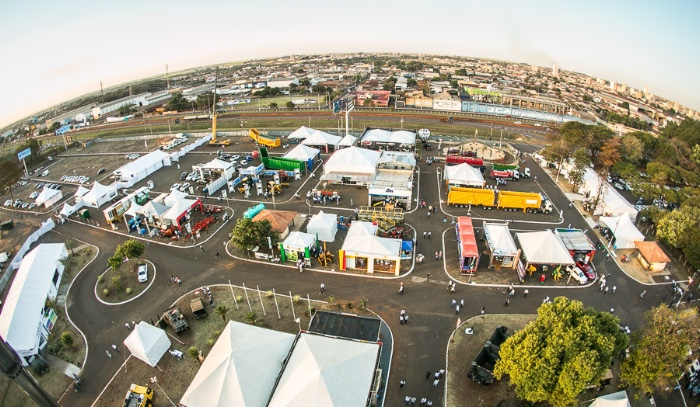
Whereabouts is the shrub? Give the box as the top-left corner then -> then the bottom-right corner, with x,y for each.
47,342 -> 63,355
305,306 -> 316,317
265,290 -> 274,298
187,347 -> 199,359
213,330 -> 221,337
326,296 -> 335,306
245,311 -> 257,325
235,295 -> 243,303
346,302 -> 353,309
293,295 -> 301,303
359,299 -> 367,310
97,275 -> 103,284
125,287 -> 133,295
31,358 -> 49,376
102,289 -> 110,296
207,339 -> 215,347
61,332 -> 74,348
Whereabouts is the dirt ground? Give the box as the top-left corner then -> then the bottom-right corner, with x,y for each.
96,260 -> 149,303
93,284 -> 345,406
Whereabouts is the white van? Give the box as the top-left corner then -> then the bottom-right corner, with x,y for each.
41,170 -> 49,177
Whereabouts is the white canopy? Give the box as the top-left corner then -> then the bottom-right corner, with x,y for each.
164,190 -> 188,207
301,131 -> 341,148
580,168 -> 638,220
287,126 -> 316,140
81,181 -> 117,208
123,322 -> 171,367
283,144 -> 319,161
0,244 -> 67,361
599,213 -> 645,249
588,391 -> 631,407
162,198 -> 198,224
59,202 -> 81,217
35,188 -> 62,208
306,210 -> 338,242
483,223 -> 518,257
180,321 -> 295,407
515,230 -> 575,265
74,185 -> 90,197
338,134 -> 357,147
268,333 -> 380,407
283,231 -> 317,250
116,150 -> 170,182
323,147 -> 380,177
342,222 -> 401,257
444,163 -> 485,187
361,129 -> 416,144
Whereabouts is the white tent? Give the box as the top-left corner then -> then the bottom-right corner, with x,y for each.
599,213 -> 645,249
123,322 -> 171,367
282,231 -> 317,251
444,163 -> 485,188
346,221 -> 377,238
180,321 -> 295,407
338,134 -> 357,148
162,198 -> 199,226
0,244 -> 67,365
301,131 -> 341,150
35,188 -> 62,208
515,230 -> 575,265
306,210 -> 338,242
74,185 -> 90,198
268,333 -> 380,407
588,391 -> 631,407
287,126 -> 316,140
80,182 -> 117,208
164,190 -> 188,207
389,130 -> 417,144
283,144 -> 319,161
483,223 -> 518,257
323,147 -> 380,184
59,202 -> 81,217
579,168 -> 637,220
115,150 -> 171,186
361,129 -> 416,144
341,222 -> 402,275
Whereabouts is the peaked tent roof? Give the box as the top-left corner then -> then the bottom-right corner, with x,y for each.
346,221 -> 377,238
483,223 -> 518,257
599,213 -> 645,249
35,188 -> 61,206
324,147 -> 381,175
445,163 -> 485,186
287,126 -> 316,140
283,231 -> 317,249
180,321 -> 295,407
201,158 -> 232,170
123,322 -> 171,367
268,333 -> 380,407
164,190 -> 189,207
0,244 -> 67,355
588,391 -> 631,407
162,198 -> 198,222
283,144 -> 320,161
139,201 -> 170,217
59,202 -> 78,217
342,222 -> 401,257
301,130 -> 341,147
253,210 -> 297,233
74,185 -> 90,197
306,210 -> 338,242
515,230 -> 575,265
338,134 -> 357,147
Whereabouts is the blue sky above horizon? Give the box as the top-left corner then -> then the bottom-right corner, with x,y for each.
1,0 -> 698,128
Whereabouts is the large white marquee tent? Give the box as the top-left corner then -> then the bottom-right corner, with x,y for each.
306,210 -> 338,242
323,146 -> 381,184
444,163 -> 485,188
123,322 -> 171,367
598,213 -> 645,249
515,230 -> 575,266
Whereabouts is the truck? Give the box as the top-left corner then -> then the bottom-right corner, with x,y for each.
249,128 -> 281,148
491,163 -> 519,171
521,167 -> 531,178
123,384 -> 154,407
446,155 -> 484,166
447,187 -> 496,207
163,306 -> 190,334
191,297 -> 208,319
497,191 -> 552,213
489,169 -> 519,181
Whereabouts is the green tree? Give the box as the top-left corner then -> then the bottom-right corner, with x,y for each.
407,78 -> 417,87
656,206 -> 700,249
245,311 -> 257,325
0,161 -> 21,195
620,135 -> 644,166
48,122 -> 61,133
494,297 -> 628,407
108,254 -> 123,271
621,305 -> 700,396
269,102 -> 278,109
61,331 -> 74,348
214,305 -> 229,323
117,104 -> 135,116
116,239 -> 145,262
286,101 -> 295,110
229,218 -> 278,252
167,93 -> 190,111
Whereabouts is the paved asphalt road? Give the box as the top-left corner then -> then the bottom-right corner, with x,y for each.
50,141 -> 681,407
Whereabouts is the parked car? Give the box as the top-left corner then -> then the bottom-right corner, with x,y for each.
137,264 -> 148,283
97,168 -> 106,175
41,170 -> 49,177
29,191 -> 39,199
179,182 -> 191,192
576,262 -> 596,281
568,265 -> 588,284
180,172 -> 188,180
171,183 -> 181,191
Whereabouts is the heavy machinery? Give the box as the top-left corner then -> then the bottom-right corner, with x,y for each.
208,69 -> 231,147
191,297 -> 208,319
123,384 -> 154,407
163,306 -> 190,334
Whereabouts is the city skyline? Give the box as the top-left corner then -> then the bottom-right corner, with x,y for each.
1,0 -> 698,128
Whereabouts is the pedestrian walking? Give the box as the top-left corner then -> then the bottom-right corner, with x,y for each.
106,350 -> 112,359
612,286 -> 617,293
480,306 -> 485,314
435,251 -> 439,260
504,299 -> 510,306
639,290 -> 646,300
427,211 -> 431,218
438,250 -> 442,259
524,289 -> 529,298
460,299 -> 464,307
423,231 -> 427,240
319,283 -> 325,295
428,205 -> 433,212
426,273 -> 430,281
455,305 -> 460,314
399,379 -> 406,388
215,250 -> 220,258
432,379 -> 439,387
509,288 -> 515,297
404,314 -> 409,324
604,286 -> 609,294
450,284 -> 455,294
199,244 -> 204,252
428,231 -> 432,239
610,308 -> 615,313
451,299 -> 456,307
401,309 -> 406,316
443,216 -> 447,223
421,397 -> 427,406
399,282 -> 405,294
400,315 -> 405,325
125,322 -> 131,330
405,396 -> 411,405
111,344 -> 119,353
169,274 -> 174,283
131,320 -> 136,327
433,206 -> 437,213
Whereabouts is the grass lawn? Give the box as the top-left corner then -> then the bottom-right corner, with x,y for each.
95,260 -> 150,303
94,284 -> 368,406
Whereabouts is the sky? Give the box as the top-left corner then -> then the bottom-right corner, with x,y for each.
1,0 -> 699,129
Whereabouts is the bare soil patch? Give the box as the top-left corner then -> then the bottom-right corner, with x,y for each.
96,260 -> 150,303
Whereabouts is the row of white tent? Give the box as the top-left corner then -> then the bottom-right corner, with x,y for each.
572,167 -> 639,220
360,129 -> 416,145
287,126 -> 355,150
444,163 -> 485,188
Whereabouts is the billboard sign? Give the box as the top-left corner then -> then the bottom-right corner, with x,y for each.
17,148 -> 31,161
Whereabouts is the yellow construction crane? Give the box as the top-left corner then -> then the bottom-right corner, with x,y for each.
209,68 -> 230,147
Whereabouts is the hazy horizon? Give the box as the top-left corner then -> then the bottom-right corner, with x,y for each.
2,0 -> 698,129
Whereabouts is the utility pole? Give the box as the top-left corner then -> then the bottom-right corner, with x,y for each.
0,337 -> 58,407
100,81 -> 104,103
166,64 -> 170,89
